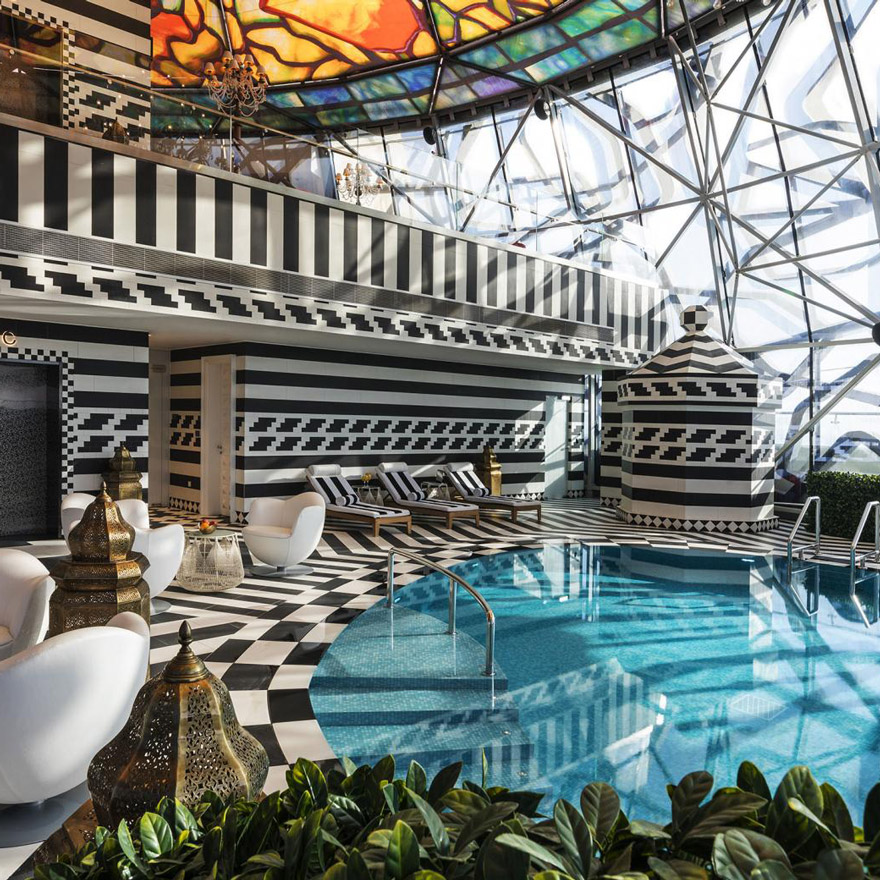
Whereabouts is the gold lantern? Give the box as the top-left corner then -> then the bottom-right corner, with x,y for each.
88,621 -> 269,826
48,486 -> 150,635
479,445 -> 502,496
103,444 -> 143,501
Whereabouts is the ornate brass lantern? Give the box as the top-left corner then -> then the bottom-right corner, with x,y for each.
479,445 -> 502,496
103,444 -> 143,501
48,487 -> 150,635
88,621 -> 269,826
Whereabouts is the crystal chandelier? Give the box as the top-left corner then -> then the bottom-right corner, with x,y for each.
336,162 -> 389,206
202,51 -> 268,117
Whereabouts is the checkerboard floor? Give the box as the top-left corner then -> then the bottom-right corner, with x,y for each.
3,499 -> 875,879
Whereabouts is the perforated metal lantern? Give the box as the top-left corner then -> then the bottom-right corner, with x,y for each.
88,621 -> 269,826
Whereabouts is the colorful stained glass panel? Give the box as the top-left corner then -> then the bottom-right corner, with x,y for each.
151,0 -> 438,87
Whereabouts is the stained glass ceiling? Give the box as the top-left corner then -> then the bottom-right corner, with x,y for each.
151,0 -> 718,130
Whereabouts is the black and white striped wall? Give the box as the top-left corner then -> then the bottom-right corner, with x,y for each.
0,122 -> 667,355
0,317 -> 148,496
168,342 -> 588,518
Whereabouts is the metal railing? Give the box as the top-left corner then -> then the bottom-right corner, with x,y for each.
787,495 -> 822,570
851,500 -> 880,573
386,548 -> 495,677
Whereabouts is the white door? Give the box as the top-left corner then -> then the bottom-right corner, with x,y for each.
201,355 -> 234,517
544,395 -> 568,500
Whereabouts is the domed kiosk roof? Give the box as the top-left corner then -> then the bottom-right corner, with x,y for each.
630,306 -> 759,378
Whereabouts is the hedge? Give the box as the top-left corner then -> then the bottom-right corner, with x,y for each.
804,470 -> 880,540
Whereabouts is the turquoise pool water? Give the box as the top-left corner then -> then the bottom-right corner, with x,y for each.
311,544 -> 880,819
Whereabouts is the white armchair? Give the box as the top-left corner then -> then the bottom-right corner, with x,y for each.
0,612 -> 150,845
243,493 -> 326,577
61,494 -> 185,615
0,549 -> 52,662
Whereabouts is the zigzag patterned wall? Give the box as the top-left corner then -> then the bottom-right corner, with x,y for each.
0,317 -> 148,498
168,342 -> 587,518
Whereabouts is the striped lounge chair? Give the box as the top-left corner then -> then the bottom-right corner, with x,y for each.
377,462 -> 480,529
441,462 -> 542,523
306,464 -> 412,537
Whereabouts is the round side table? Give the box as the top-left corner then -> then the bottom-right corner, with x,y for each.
176,529 -> 244,593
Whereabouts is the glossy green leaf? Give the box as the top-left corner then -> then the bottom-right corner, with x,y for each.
139,813 -> 173,860
440,788 -> 490,817
454,801 -> 518,855
484,831 -> 531,880
712,828 -> 791,880
651,859 -> 709,880
246,852 -> 284,869
813,848 -> 865,880
749,860 -> 797,880
554,799 -> 592,879
671,771 -> 714,828
410,872 -> 447,880
820,784 -> 854,843
482,749 -> 490,789
864,783 -> 880,842
341,756 -> 358,777
287,758 -> 329,808
628,820 -> 672,840
502,789 -> 545,817
682,790 -> 768,839
765,767 -> 823,851
385,820 -> 419,880
346,848 -> 371,880
738,763 -> 772,802
373,755 -> 396,786
321,864 -> 347,880
787,798 -> 836,839
533,872 -> 577,880
404,786 -> 451,855
495,832 -> 569,872
580,782 -> 620,851
427,761 -> 462,805
406,761 -> 427,797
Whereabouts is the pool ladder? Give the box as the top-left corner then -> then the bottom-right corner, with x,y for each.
787,496 -> 822,572
386,547 -> 495,677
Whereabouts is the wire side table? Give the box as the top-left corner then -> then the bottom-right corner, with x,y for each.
176,529 -> 244,593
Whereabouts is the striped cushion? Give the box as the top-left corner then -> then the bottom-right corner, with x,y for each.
382,470 -> 425,502
310,474 -> 357,507
456,469 -> 489,498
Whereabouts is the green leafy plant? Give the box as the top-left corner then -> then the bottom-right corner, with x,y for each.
35,758 -> 880,880
804,470 -> 880,539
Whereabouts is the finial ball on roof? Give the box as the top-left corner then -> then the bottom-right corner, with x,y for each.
681,305 -> 710,332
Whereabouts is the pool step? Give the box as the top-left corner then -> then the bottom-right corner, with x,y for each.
315,688 -> 519,727
312,605 -> 505,691
324,718 -> 535,773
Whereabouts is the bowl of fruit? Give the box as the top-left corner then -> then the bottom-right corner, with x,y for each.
198,518 -> 218,535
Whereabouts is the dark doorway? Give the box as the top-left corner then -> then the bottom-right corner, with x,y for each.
0,361 -> 61,540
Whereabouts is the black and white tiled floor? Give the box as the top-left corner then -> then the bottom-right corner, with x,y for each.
2,500 -> 873,879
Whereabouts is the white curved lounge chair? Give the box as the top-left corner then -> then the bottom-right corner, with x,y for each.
378,462 -> 480,529
307,464 -> 412,537
0,612 -> 150,844
441,462 -> 542,523
243,493 -> 326,577
61,494 -> 185,615
0,549 -> 52,662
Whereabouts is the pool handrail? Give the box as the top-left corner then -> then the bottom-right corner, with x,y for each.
385,547 -> 495,677
851,500 -> 880,575
787,496 -> 821,572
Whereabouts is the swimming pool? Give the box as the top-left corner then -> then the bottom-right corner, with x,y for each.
311,543 -> 880,819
